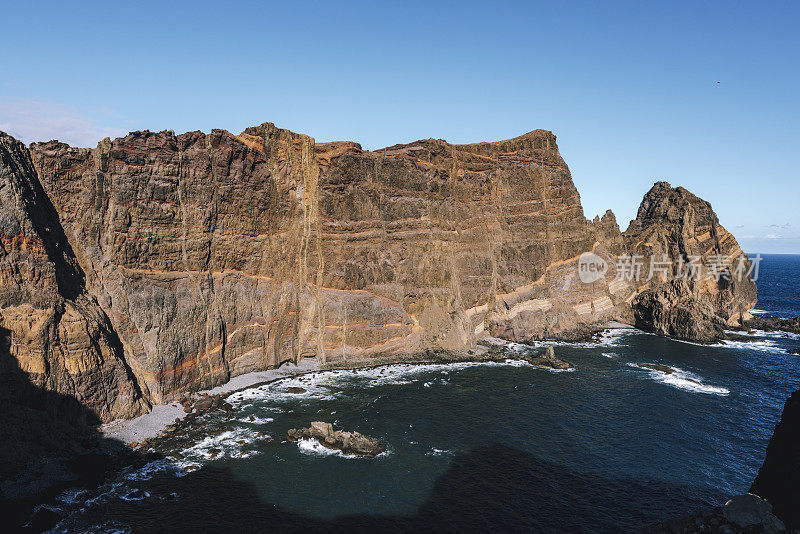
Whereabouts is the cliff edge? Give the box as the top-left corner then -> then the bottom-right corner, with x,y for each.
0,125 -> 756,425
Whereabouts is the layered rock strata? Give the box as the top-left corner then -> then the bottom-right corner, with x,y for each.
0,124 -> 756,423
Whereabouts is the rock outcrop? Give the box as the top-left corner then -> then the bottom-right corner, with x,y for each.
750,389 -> 800,530
0,125 -> 756,424
0,132 -> 148,422
287,421 -> 386,457
745,315 -> 800,335
644,493 -> 786,533
624,182 -> 757,342
520,345 -> 573,370
632,279 -> 725,343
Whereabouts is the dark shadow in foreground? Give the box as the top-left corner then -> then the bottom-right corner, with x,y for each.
0,316 -> 721,533
0,325 -> 138,532
58,443 -> 720,534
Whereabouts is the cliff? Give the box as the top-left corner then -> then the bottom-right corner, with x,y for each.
624,182 -> 757,342
0,132 -> 148,422
750,389 -> 800,530
0,124 -> 755,423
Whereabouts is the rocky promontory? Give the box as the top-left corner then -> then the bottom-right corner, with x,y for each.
0,123 -> 758,499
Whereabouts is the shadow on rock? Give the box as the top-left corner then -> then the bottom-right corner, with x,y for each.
0,325 -> 146,532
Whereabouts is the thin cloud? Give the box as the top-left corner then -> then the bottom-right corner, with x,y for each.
763,234 -> 782,240
0,100 -> 127,147
769,223 -> 792,229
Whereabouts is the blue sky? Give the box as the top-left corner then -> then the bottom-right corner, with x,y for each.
1,1 -> 798,253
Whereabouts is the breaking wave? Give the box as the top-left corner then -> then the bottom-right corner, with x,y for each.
628,363 -> 730,396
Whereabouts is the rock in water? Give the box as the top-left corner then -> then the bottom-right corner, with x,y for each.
750,389 -> 800,530
521,346 -> 573,370
632,279 -> 726,343
744,315 -> 800,334
287,422 -> 386,457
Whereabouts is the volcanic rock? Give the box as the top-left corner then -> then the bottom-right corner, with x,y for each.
521,346 -> 573,370
644,493 -> 785,533
287,421 -> 386,457
0,125 -> 756,426
750,389 -> 800,530
745,316 -> 800,335
624,182 -> 757,342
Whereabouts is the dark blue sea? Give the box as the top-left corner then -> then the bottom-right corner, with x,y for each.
47,254 -> 800,533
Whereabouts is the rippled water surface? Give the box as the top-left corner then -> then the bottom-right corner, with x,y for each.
49,255 -> 800,533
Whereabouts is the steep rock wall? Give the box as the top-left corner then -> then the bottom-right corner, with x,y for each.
0,124 -> 755,420
0,132 -> 148,422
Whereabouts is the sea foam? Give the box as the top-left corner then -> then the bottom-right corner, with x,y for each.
629,363 -> 730,396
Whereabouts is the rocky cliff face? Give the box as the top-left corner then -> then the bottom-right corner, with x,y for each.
0,124 -> 755,422
0,132 -> 148,422
750,389 -> 800,530
624,182 -> 757,342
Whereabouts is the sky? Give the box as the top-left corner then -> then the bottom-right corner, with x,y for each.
1,1 -> 798,253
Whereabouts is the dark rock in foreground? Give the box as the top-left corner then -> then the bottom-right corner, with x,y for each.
644,493 -> 786,533
750,389 -> 800,530
287,422 -> 386,457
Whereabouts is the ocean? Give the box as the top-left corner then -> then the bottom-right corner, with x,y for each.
44,254 -> 800,533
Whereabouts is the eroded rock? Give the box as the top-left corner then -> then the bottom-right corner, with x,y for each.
520,346 -> 573,370
287,421 -> 386,457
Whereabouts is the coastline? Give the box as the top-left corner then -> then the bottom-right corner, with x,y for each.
101,322 -> 634,445
101,358 -> 320,444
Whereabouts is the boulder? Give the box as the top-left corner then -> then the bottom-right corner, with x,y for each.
287,422 -> 386,457
521,346 -> 573,370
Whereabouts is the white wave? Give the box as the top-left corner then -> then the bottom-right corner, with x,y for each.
750,309 -> 770,315
56,487 -> 89,504
628,363 -> 729,396
296,438 -> 391,459
601,352 -> 617,358
594,328 -> 637,346
124,458 -> 187,481
426,447 -> 454,456
712,338 -> 785,353
84,482 -> 125,506
297,437 -> 342,457
541,366 -> 575,373
238,415 -> 274,425
179,427 -> 265,462
749,329 -> 800,340
120,489 -> 150,501
228,359 -> 530,407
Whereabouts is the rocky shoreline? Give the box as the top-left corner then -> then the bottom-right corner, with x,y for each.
114,337 -> 584,454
